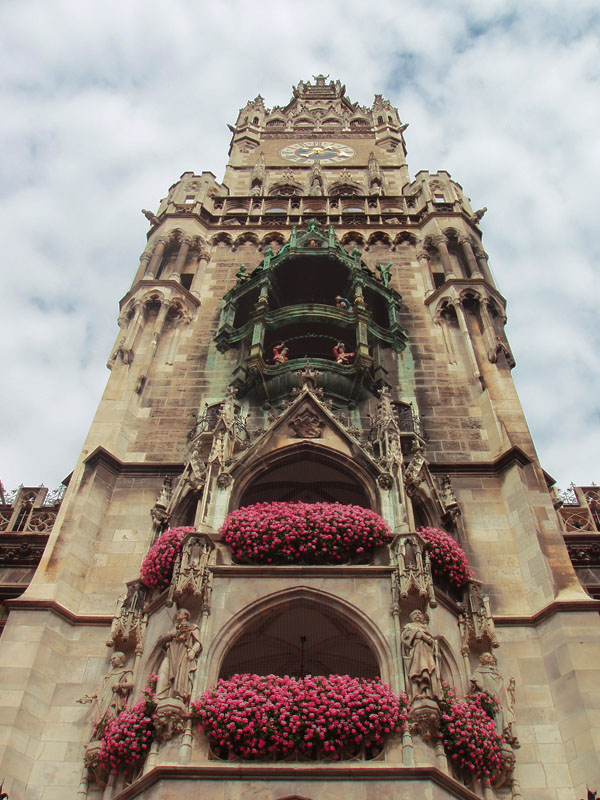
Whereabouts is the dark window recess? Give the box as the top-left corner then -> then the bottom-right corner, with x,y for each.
363,287 -> 389,328
180,274 -> 193,291
433,272 -> 446,289
234,288 -> 260,328
271,256 -> 351,308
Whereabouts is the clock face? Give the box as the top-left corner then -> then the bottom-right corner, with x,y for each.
280,141 -> 355,164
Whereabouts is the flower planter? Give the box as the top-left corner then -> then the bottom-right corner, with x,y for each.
438,684 -> 504,782
417,527 -> 473,592
139,526 -> 195,592
221,502 -> 391,565
193,673 -> 408,762
92,687 -> 156,777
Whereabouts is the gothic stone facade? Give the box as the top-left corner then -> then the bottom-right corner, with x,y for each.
1,76 -> 599,800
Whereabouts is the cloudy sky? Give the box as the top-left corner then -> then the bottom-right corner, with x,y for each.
1,0 -> 599,494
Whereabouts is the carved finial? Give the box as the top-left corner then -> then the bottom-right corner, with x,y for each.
156,476 -> 172,509
296,360 -> 321,392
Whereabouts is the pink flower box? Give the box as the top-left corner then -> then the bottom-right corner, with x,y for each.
221,502 -> 391,565
193,673 -> 408,760
418,526 -> 473,590
139,526 -> 195,592
439,682 -> 504,781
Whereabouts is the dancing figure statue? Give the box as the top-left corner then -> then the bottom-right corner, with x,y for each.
335,295 -> 354,312
333,341 -> 355,365
272,342 -> 289,364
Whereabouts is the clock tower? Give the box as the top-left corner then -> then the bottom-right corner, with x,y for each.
1,75 -> 599,800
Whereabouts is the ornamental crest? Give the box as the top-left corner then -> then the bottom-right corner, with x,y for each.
288,409 -> 324,439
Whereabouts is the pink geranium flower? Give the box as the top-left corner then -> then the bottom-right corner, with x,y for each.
93,679 -> 157,776
192,673 -> 409,760
139,526 -> 194,591
418,527 -> 473,590
438,682 -> 504,781
221,502 -> 391,565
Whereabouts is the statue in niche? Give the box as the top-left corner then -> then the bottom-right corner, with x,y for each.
470,652 -> 517,743
78,651 -> 133,731
401,610 -> 441,700
333,341 -> 355,365
272,342 -> 289,364
156,608 -> 202,704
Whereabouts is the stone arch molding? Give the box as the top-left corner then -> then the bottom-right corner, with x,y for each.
203,586 -> 394,687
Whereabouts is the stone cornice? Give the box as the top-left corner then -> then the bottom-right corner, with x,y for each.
119,279 -> 201,311
428,446 -> 534,477
7,590 -> 599,631
82,446 -> 183,478
112,764 -> 482,800
211,565 -> 395,578
424,276 -> 506,309
5,597 -> 112,626
494,598 -> 600,626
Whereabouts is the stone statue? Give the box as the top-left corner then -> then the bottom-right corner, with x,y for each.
272,342 -> 289,364
401,610 -> 440,699
142,208 -> 160,226
333,341 -> 355,365
78,651 -> 133,731
376,262 -> 392,288
156,608 -> 202,704
472,207 -> 487,224
470,652 -> 516,741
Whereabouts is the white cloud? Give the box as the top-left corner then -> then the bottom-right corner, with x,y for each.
1,0 -> 599,491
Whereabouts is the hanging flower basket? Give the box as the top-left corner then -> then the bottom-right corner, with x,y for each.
221,502 -> 391,565
192,673 -> 409,761
139,526 -> 194,592
93,682 -> 157,778
438,682 -> 503,782
417,527 -> 473,590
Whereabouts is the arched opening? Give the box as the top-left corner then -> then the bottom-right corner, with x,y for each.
236,446 -> 374,509
219,597 -> 381,680
411,494 -> 434,529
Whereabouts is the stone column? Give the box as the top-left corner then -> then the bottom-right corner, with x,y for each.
132,251 -> 152,285
416,249 -> 435,296
144,238 -> 167,279
453,299 -> 481,379
122,302 -> 143,352
473,244 -> 495,285
168,236 -> 192,282
190,252 -> 209,298
458,235 -> 482,278
432,235 -> 455,278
